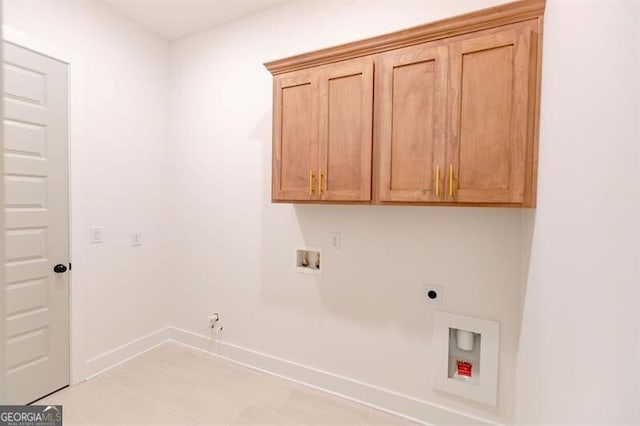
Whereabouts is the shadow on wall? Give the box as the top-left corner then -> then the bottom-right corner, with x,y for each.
516,209 -> 536,347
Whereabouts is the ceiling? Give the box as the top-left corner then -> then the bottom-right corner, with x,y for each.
100,0 -> 291,40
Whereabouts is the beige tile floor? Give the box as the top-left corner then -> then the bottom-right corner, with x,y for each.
38,342 -> 416,426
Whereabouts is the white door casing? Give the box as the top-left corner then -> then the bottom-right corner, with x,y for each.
3,41 -> 70,404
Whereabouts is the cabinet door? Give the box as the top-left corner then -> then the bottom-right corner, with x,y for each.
272,70 -> 319,201
318,57 -> 374,201
447,25 -> 535,204
376,43 -> 448,202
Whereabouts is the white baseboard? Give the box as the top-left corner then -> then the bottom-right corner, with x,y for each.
82,327 -> 170,381
168,327 -> 503,426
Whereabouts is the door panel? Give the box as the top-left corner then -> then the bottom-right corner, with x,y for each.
447,27 -> 534,203
6,279 -> 48,316
6,228 -> 46,261
319,57 -> 373,201
272,70 -> 319,201
4,121 -> 46,155
5,176 -> 47,207
3,42 -> 69,404
4,63 -> 46,105
377,43 -> 448,202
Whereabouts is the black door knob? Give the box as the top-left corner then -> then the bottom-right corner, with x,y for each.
53,264 -> 68,273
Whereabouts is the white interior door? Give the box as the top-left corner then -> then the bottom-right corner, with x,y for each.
2,42 -> 70,404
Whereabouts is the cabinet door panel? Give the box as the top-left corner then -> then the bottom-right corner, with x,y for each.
319,57 -> 373,201
448,27 -> 534,204
272,71 -> 319,201
377,44 -> 448,202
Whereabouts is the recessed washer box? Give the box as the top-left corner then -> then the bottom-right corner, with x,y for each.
433,311 -> 500,406
295,246 -> 322,275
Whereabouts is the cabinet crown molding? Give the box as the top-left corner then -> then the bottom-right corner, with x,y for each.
264,0 -> 545,75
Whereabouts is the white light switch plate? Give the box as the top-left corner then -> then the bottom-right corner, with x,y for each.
90,226 -> 103,244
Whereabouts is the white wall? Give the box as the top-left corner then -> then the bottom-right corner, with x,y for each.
3,0 -> 173,383
515,0 -> 640,423
169,0 -> 525,423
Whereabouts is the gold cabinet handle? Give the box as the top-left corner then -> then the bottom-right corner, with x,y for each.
435,166 -> 441,197
308,170 -> 315,195
448,164 -> 454,197
318,169 -> 324,195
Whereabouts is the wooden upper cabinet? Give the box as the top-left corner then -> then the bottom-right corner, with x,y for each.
272,57 -> 374,202
266,0 -> 544,207
272,70 -> 319,201
376,43 -> 448,203
446,23 -> 537,205
319,57 -> 373,201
